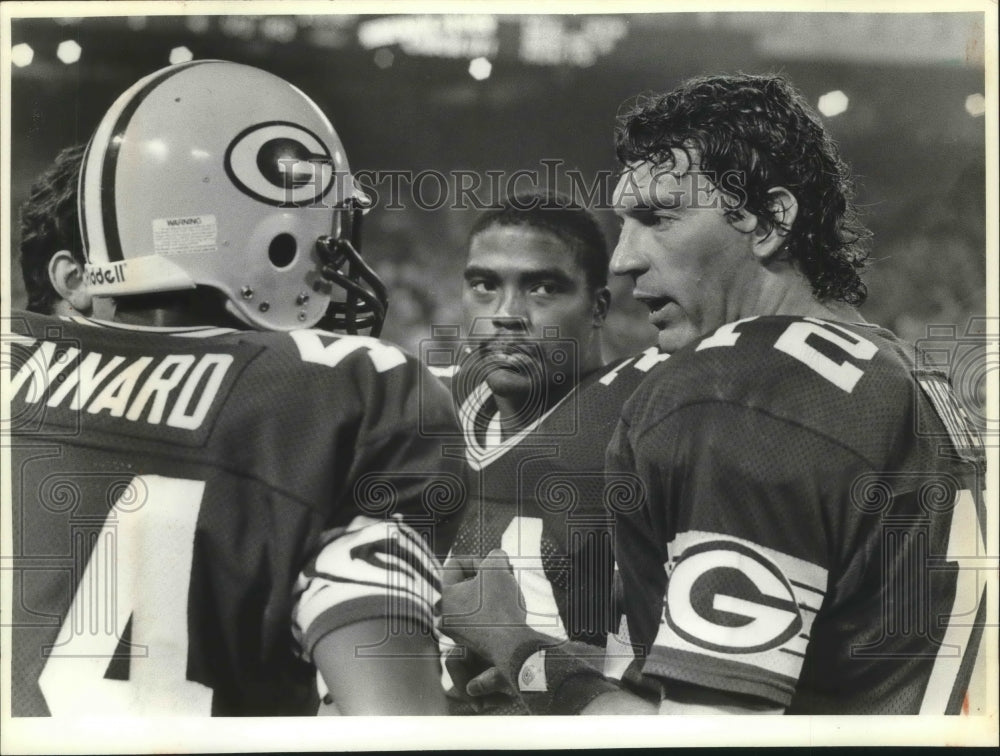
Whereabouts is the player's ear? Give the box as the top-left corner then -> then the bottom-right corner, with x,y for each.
48,250 -> 93,314
593,287 -> 610,327
751,187 -> 799,261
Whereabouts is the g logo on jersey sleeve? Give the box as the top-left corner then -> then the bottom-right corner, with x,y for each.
653,531 -> 828,687
225,121 -> 337,207
666,541 -> 803,653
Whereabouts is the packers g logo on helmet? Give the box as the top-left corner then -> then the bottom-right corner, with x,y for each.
78,60 -> 387,334
224,121 -> 338,207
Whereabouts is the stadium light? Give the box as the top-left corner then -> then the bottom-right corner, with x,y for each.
11,43 -> 34,67
817,90 -> 849,118
261,16 -> 297,43
965,93 -> 986,117
186,16 -> 211,34
374,48 -> 394,69
56,40 -> 82,64
170,46 -> 194,64
469,57 -> 492,81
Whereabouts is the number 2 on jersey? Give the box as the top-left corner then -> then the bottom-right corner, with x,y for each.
698,317 -> 878,393
39,475 -> 212,716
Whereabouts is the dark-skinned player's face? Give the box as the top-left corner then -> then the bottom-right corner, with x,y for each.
462,224 -> 603,403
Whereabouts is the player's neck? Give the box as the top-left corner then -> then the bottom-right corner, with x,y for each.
493,392 -> 541,437
113,291 -> 249,330
747,272 -> 865,325
494,370 -> 588,438
114,307 -> 208,328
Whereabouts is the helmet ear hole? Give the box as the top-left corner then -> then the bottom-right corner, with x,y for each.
268,233 -> 297,268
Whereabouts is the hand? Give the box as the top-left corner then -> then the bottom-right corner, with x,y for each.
465,666 -> 513,699
441,549 -> 546,682
443,644 -> 488,700
443,646 -> 515,712
441,552 -> 475,588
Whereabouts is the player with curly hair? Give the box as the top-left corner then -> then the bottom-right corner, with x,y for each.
18,145 -> 112,319
613,74 -> 870,308
444,73 -> 986,716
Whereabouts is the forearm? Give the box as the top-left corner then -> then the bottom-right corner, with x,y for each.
494,638 -> 779,715
521,656 -> 784,716
581,689 -> 658,715
657,681 -> 785,715
314,617 -> 447,715
295,515 -> 447,714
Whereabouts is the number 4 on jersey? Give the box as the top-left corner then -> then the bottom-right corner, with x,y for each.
39,476 -> 212,716
599,347 -> 669,386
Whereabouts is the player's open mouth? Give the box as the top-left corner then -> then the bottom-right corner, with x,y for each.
635,295 -> 678,325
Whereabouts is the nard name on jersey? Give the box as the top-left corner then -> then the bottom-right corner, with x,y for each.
12,325 -> 233,429
7,311 -> 460,716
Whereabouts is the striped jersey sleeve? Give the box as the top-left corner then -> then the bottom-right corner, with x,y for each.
292,515 -> 443,661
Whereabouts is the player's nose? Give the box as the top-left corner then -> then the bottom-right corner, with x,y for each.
467,315 -> 528,339
492,289 -> 530,331
610,224 -> 646,277
491,315 -> 529,335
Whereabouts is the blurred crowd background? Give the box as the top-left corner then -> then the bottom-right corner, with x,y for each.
6,11 -> 989,422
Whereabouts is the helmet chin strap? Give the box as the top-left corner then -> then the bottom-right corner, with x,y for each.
315,204 -> 388,337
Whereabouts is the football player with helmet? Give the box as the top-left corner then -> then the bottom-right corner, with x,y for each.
441,192 -> 667,713
18,144 -> 114,320
443,74 -> 987,716
8,60 -> 459,716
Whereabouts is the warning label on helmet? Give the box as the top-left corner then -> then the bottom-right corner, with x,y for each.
153,215 -> 218,255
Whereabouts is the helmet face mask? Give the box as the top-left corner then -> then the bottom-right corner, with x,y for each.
315,198 -> 388,336
80,60 -> 388,335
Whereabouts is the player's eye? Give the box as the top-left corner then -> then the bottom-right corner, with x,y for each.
468,280 -> 495,295
531,282 -> 561,296
629,208 -> 676,228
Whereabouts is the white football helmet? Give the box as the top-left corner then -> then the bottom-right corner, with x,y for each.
79,60 -> 387,333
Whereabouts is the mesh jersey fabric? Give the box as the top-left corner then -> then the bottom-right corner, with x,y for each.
445,347 -> 668,714
8,310 -> 460,716
608,315 -> 986,714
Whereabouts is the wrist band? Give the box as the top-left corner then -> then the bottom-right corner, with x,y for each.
545,647 -> 621,715
512,643 -> 620,715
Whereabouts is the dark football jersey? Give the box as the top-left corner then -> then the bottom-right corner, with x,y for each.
446,348 -> 667,684
608,316 -> 987,714
7,311 -> 460,716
